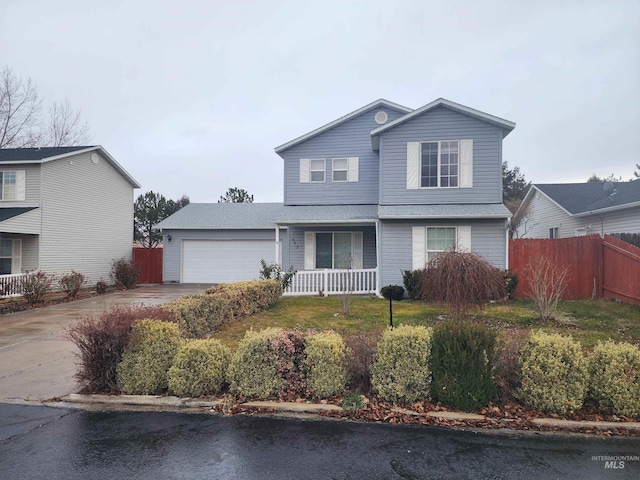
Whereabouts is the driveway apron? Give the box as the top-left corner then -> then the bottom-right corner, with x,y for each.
0,284 -> 206,404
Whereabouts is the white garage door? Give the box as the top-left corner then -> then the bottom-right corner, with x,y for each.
182,240 -> 275,284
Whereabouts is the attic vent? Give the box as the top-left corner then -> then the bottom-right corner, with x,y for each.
91,153 -> 99,164
374,111 -> 388,125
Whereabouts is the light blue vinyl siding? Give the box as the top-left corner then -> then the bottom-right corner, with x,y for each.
162,229 -> 286,283
378,218 -> 507,287
379,106 -> 504,205
287,226 -> 377,271
283,107 -> 406,206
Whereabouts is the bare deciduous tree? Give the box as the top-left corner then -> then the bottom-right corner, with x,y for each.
525,256 -> 569,321
1,66 -> 90,148
44,98 -> 90,146
0,66 -> 41,148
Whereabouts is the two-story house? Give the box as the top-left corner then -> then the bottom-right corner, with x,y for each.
157,98 -> 514,293
0,146 -> 140,286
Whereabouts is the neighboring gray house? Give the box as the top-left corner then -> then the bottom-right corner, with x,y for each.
515,181 -> 640,239
0,146 -> 140,283
157,98 -> 515,293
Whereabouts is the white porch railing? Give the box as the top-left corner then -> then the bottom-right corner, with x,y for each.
0,273 -> 29,298
284,268 -> 377,296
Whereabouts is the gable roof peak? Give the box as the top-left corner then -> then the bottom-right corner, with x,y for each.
371,98 -> 516,140
274,98 -> 413,155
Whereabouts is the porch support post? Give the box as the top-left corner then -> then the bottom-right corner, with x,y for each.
275,224 -> 280,265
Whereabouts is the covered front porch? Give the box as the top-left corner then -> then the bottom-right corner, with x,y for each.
273,205 -> 379,296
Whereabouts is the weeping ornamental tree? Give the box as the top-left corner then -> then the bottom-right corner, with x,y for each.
417,249 -> 506,319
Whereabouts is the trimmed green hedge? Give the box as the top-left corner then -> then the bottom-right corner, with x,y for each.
165,280 -> 282,338
306,331 -> 348,398
371,325 -> 433,403
228,328 -> 283,398
116,319 -> 182,394
431,320 -> 498,411
168,339 -> 231,397
519,331 -> 588,414
588,340 -> 640,417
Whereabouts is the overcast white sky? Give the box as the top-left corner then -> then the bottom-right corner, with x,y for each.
1,0 -> 638,202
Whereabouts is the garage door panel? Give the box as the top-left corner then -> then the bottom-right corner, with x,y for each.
182,240 -> 274,283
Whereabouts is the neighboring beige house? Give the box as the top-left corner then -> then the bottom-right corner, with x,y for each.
0,146 -> 140,283
515,180 -> 640,239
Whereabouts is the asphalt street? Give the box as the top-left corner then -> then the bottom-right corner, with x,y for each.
1,404 -> 639,480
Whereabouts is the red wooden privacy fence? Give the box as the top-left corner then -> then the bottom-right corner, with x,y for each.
509,235 -> 640,305
132,248 -> 163,284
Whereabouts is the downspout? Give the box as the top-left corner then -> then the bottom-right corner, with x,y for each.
375,219 -> 381,297
505,218 -> 510,270
275,224 -> 280,265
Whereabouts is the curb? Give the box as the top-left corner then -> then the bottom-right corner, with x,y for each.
56,394 -> 640,431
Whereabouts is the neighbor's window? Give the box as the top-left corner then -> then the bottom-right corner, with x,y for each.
310,159 -> 326,182
549,227 -> 559,239
426,227 -> 456,261
421,140 -> 459,188
332,158 -> 348,182
0,239 -> 13,275
0,172 -> 18,201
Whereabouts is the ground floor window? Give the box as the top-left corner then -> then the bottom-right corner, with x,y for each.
0,239 -> 21,275
305,231 -> 363,269
426,227 -> 457,261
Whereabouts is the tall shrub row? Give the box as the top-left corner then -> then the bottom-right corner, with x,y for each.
165,279 -> 282,338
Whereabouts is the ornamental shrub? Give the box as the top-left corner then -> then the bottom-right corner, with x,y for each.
431,320 -> 498,411
259,260 -> 297,290
417,250 -> 506,319
20,271 -> 55,305
343,330 -> 383,394
494,328 -> 529,402
110,257 -> 139,289
305,331 -> 348,398
380,285 -> 405,301
228,328 -> 283,399
519,331 -> 588,414
371,325 -> 433,403
268,328 -> 308,400
167,339 -> 232,397
116,319 -> 182,394
164,294 -> 231,338
502,269 -> 519,299
206,279 -> 282,318
402,269 -> 422,300
66,305 -> 176,393
59,270 -> 87,298
96,280 -> 107,294
588,340 -> 640,417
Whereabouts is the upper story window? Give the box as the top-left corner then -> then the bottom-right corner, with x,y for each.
420,140 -> 458,188
332,158 -> 348,182
407,140 -> 472,190
300,158 -> 359,183
0,171 -> 26,201
310,159 -> 326,182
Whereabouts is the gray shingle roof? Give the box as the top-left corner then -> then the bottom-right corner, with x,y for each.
0,147 -> 94,162
274,205 -> 378,224
534,181 -> 640,215
378,204 -> 511,219
0,207 -> 38,222
155,203 -> 287,230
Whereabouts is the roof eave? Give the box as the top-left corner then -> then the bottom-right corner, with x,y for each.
378,213 -> 511,220
274,99 -> 413,156
574,200 -> 640,217
275,218 -> 377,226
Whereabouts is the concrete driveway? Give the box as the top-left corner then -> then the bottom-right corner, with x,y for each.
0,284 -> 207,404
